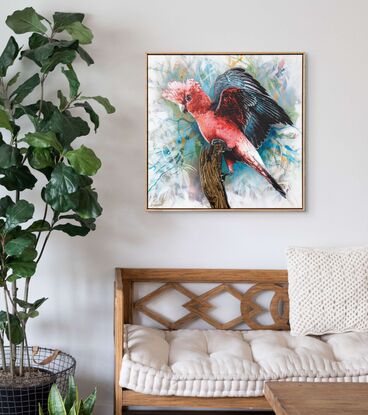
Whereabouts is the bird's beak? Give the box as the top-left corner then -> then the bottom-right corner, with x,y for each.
179,104 -> 187,113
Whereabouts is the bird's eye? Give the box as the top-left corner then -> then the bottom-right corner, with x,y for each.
185,95 -> 192,102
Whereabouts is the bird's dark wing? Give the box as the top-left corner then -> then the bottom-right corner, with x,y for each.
212,67 -> 293,149
213,87 -> 253,128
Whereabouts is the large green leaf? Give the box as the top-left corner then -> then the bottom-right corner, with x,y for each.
15,297 -> 47,312
0,196 -> 14,217
66,146 -> 101,176
75,102 -> 99,132
48,384 -> 67,415
29,33 -> 49,49
59,214 -> 96,231
75,187 -> 102,219
45,110 -> 90,147
4,199 -> 35,232
43,164 -> 80,212
64,376 -> 78,414
32,297 -> 48,310
53,223 -> 90,237
26,219 -> 51,233
0,109 -> 12,131
43,191 -> 79,213
16,247 -> 37,262
10,73 -> 40,104
77,47 -> 94,66
69,403 -> 77,415
29,147 -> 55,170
0,165 -> 37,191
5,234 -> 34,256
22,39 -> 79,67
6,7 -> 47,34
78,175 -> 93,187
46,164 -> 80,194
0,143 -> 21,168
7,72 -> 20,88
42,50 -> 77,73
81,389 -> 96,415
82,96 -> 115,113
0,36 -> 19,77
2,312 -> 24,345
25,131 -> 63,153
22,43 -> 56,66
62,65 -> 79,98
0,311 -> 7,331
57,90 -> 68,111
18,310 -> 39,320
18,101 -> 58,124
7,259 -> 36,277
13,103 -> 38,122
64,21 -> 93,45
53,12 -> 84,32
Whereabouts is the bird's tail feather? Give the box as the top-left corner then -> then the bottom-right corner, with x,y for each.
264,171 -> 287,198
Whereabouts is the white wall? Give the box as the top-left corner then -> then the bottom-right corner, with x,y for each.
1,0 -> 368,412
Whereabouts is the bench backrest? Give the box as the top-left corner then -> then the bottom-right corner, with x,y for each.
115,268 -> 289,331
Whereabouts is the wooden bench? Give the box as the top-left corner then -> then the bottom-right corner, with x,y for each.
114,268 -> 289,414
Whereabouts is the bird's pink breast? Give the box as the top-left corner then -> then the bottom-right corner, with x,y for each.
194,111 -> 243,148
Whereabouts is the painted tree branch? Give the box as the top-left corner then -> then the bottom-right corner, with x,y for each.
199,141 -> 230,209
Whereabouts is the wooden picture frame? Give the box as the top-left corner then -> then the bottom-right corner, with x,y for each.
146,52 -> 305,211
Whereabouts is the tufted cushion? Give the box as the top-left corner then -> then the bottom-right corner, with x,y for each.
286,246 -> 368,336
120,325 -> 368,397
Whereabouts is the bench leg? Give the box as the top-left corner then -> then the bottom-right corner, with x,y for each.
115,385 -> 123,415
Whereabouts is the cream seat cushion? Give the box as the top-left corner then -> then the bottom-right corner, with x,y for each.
120,325 -> 368,397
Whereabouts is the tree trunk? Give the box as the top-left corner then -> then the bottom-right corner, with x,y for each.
199,142 -> 230,209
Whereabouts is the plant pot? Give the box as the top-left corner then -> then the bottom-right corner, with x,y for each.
0,347 -> 76,415
0,368 -> 56,415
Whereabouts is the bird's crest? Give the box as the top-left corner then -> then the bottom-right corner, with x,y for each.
162,79 -> 201,103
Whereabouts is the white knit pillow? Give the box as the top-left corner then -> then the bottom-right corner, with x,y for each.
286,246 -> 368,336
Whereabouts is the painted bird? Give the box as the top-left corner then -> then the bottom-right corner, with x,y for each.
162,67 -> 293,198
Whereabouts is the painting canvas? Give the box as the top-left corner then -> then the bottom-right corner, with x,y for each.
147,53 -> 305,210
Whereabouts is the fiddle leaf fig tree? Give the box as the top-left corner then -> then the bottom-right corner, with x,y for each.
0,8 -> 115,378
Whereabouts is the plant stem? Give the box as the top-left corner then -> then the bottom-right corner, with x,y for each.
19,277 -> 30,376
3,284 -> 32,376
11,180 -> 18,371
36,204 -> 49,247
0,236 -> 13,375
37,73 -> 48,117
11,280 -> 17,371
19,326 -> 31,375
24,334 -> 31,370
0,334 -> 7,371
3,288 -> 14,376
36,212 -> 58,264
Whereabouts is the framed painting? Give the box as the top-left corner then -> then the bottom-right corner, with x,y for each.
146,52 -> 305,211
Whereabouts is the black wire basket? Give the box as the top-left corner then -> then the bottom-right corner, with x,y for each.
0,346 -> 76,415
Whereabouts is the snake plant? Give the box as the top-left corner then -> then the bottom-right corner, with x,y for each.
39,376 -> 96,415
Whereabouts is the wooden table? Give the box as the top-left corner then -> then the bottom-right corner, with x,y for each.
264,382 -> 368,415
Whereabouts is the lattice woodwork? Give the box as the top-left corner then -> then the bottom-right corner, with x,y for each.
134,281 -> 289,330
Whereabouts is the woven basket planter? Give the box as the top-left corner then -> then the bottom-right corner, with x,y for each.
0,347 -> 76,415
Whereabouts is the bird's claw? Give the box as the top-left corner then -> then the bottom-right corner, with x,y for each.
221,172 -> 232,182
211,139 -> 228,152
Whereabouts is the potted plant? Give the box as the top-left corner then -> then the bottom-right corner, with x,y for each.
40,376 -> 96,415
0,7 -> 115,414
